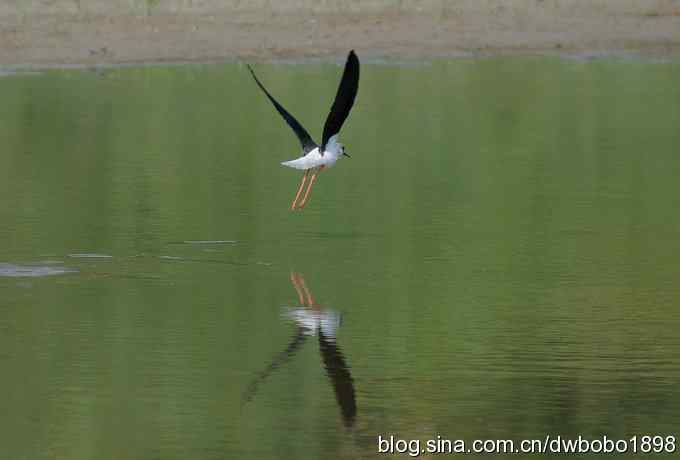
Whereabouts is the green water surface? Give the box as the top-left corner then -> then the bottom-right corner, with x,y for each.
1,57 -> 680,459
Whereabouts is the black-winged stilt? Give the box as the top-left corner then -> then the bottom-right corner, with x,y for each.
247,50 -> 360,210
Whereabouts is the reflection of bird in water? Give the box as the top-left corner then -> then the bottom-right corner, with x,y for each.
242,272 -> 356,427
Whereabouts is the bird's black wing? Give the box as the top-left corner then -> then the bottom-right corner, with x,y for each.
241,330 -> 308,405
318,330 -> 357,427
321,50 -> 360,152
247,64 -> 318,153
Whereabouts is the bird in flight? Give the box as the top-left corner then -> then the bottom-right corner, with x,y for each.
247,50 -> 360,210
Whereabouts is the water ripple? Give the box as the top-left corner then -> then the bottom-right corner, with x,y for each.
68,253 -> 113,259
0,262 -> 78,277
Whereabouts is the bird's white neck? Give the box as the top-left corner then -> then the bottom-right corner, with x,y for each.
323,135 -> 343,158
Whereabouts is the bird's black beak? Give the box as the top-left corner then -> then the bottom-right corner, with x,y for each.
343,151 -> 351,158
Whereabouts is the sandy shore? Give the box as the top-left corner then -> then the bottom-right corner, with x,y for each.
2,1 -> 680,68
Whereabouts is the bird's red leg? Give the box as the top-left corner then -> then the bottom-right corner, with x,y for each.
297,273 -> 316,308
298,166 -> 324,210
290,170 -> 309,210
290,272 -> 306,305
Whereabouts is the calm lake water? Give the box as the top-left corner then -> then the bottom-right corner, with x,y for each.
1,58 -> 680,459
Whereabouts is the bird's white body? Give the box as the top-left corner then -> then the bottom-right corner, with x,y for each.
282,307 -> 341,340
281,136 -> 343,170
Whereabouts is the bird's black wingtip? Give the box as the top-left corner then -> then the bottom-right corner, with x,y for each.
246,63 -> 262,84
347,50 -> 359,67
